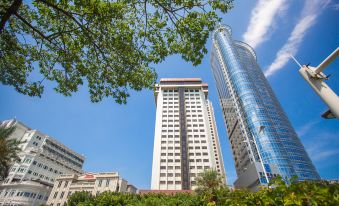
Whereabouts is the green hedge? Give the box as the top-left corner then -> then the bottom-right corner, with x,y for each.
64,179 -> 338,206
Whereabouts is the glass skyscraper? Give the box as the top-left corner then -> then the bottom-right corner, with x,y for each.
210,25 -> 319,190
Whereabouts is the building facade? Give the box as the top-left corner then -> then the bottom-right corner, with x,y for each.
210,25 -> 320,190
151,78 -> 226,190
0,119 -> 85,206
46,172 -> 137,206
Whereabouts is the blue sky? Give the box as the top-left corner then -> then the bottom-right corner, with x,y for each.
1,0 -> 339,188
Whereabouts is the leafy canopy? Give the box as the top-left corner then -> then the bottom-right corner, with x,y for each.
67,191 -> 94,206
0,0 -> 233,103
195,169 -> 227,204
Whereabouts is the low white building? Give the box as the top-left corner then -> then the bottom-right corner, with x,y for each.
46,172 -> 137,206
0,119 -> 85,206
126,184 -> 137,194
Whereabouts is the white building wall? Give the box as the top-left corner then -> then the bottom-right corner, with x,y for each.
206,100 -> 227,183
151,88 -> 164,189
0,119 -> 85,206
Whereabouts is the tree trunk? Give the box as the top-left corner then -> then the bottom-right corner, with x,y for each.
0,0 -> 23,34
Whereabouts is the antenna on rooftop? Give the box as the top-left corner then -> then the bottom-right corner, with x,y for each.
290,54 -> 302,68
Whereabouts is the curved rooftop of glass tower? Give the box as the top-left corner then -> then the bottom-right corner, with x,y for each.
212,25 -> 257,61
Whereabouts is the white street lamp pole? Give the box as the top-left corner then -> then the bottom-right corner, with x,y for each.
293,47 -> 339,119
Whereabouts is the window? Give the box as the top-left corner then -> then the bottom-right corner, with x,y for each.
57,181 -> 62,188
98,180 -> 102,187
53,192 -> 58,198
106,179 -> 110,186
60,191 -> 64,198
64,181 -> 68,187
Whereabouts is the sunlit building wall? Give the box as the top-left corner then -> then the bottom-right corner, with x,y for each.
0,119 -> 85,206
151,78 -> 226,190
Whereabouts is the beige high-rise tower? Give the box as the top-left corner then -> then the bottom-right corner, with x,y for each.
151,78 -> 226,190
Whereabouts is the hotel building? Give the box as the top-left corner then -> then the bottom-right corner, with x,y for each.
0,119 -> 85,206
151,78 -> 226,190
210,25 -> 319,190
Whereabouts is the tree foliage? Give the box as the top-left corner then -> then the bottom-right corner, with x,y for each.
195,169 -> 226,203
0,125 -> 21,180
0,0 -> 233,103
66,178 -> 339,206
67,191 -> 94,206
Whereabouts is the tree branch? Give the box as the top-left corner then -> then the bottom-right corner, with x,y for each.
139,0 -> 148,49
35,0 -> 115,70
14,12 -> 67,54
14,12 -> 49,41
0,0 -> 23,34
153,0 -> 183,40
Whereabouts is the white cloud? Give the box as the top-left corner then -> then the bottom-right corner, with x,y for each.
242,0 -> 288,49
303,131 -> 339,162
296,120 -> 319,137
265,0 -> 330,77
312,149 -> 339,161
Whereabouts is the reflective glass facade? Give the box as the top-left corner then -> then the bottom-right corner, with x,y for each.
211,25 -> 319,189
